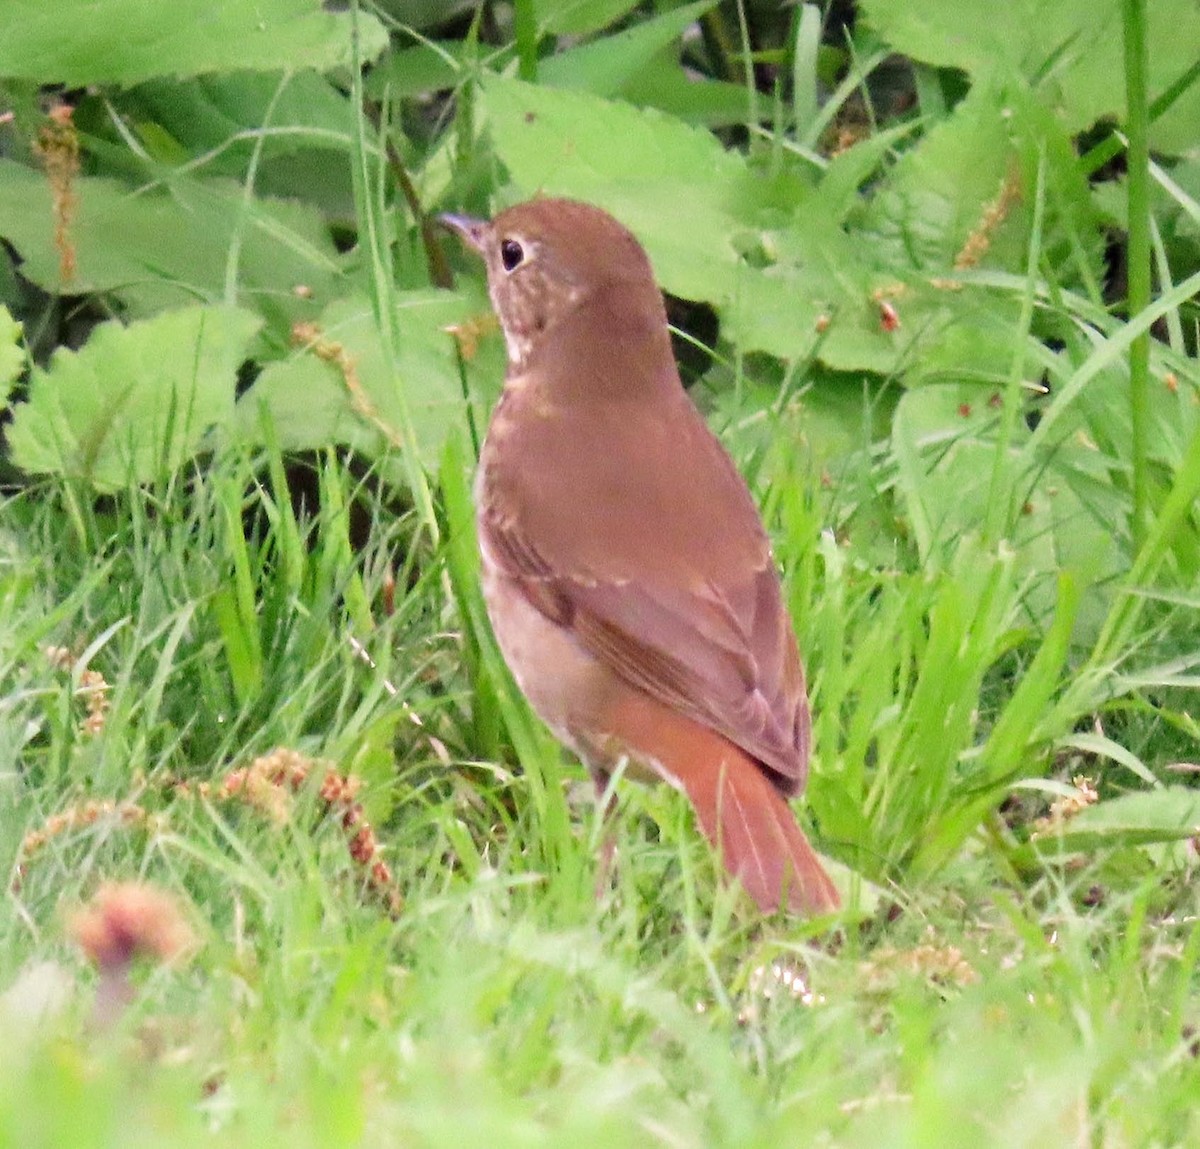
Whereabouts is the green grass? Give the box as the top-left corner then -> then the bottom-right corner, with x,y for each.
2,443 -> 1197,1147
3,0 -> 1200,1144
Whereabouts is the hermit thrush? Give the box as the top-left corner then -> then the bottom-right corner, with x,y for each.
442,198 -> 839,915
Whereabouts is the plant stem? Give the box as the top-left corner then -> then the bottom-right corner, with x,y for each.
1122,0 -> 1152,554
514,0 -> 538,82
733,0 -> 760,129
985,149 -> 1044,545
349,0 -> 440,547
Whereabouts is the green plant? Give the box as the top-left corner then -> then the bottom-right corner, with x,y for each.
0,3 -> 1198,1142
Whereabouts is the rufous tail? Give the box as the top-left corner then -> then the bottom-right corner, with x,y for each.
683,743 -> 840,915
606,693 -> 840,916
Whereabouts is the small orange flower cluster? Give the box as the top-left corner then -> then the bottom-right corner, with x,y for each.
444,311 -> 499,361
179,747 -> 402,916
290,321 -> 406,453
292,321 -> 361,396
870,283 -> 907,333
44,645 -> 111,736
955,166 -> 1022,271
17,750 -> 401,916
860,939 -> 980,992
16,799 -> 149,882
33,104 -> 80,285
79,669 -> 111,735
930,166 -> 1023,293
1032,775 -> 1099,837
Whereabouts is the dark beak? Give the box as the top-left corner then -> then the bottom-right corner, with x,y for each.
437,213 -> 489,257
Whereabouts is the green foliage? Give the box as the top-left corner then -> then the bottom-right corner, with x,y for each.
482,72 -> 884,368
8,303 -> 259,486
539,1 -> 721,97
1,1 -> 1198,1141
8,306 -> 260,488
235,288 -> 502,473
0,159 -> 345,330
858,0 -> 1200,152
0,0 -> 388,85
0,306 -> 22,404
1047,786 -> 1200,850
0,0 -> 1194,878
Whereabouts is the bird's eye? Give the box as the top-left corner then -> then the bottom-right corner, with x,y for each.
500,238 -> 524,272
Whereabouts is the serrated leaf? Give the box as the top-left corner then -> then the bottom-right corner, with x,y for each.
858,0 -> 1200,153
0,0 -> 388,85
6,305 -> 261,489
0,306 -> 23,407
481,75 -> 888,368
235,290 -> 501,469
722,231 -> 893,372
479,75 -> 1101,379
858,84 -> 1021,273
482,73 -> 744,301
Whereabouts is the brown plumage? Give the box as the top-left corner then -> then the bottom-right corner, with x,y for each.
442,198 -> 839,915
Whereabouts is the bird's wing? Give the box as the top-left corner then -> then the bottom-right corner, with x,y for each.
478,397 -> 809,791
569,565 -> 810,791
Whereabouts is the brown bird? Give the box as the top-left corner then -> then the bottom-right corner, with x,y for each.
442,198 -> 839,916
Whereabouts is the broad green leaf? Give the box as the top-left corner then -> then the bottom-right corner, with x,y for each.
0,0 -> 388,85
858,84 -> 1024,273
238,349 -> 382,460
6,305 -> 261,489
0,160 -> 343,341
482,73 -> 745,301
721,232 -> 890,372
365,43 -> 469,101
1042,787 -> 1200,850
859,0 -> 1119,101
540,1 -> 719,98
858,0 -> 1200,153
371,0 -> 478,33
891,381 -> 1124,593
481,75 -> 891,369
619,62 -> 753,127
235,290 -> 502,469
537,0 -> 645,37
821,121 -> 924,221
0,306 -> 22,407
480,75 -> 1054,378
125,71 -> 358,169
119,71 -> 360,215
